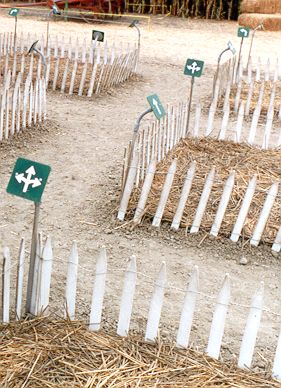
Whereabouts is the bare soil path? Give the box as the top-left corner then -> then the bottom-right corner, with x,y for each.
0,12 -> 280,364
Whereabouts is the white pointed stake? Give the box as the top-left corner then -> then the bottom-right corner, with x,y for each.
206,274 -> 231,359
172,161 -> 196,230
2,247 -> 11,323
235,102 -> 245,143
272,326 -> 281,380
272,224 -> 281,253
190,167 -> 216,234
210,171 -> 235,237
118,150 -> 139,221
250,183 -> 279,247
89,247 -> 107,331
145,262 -> 166,342
176,266 -> 199,348
230,175 -> 257,242
117,256 -> 137,336
152,159 -> 177,228
238,282 -> 264,369
16,238 -> 25,320
134,160 -> 156,224
219,104 -> 230,140
65,241 -> 79,319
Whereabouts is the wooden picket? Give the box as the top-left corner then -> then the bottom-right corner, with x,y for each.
1,239 -> 281,382
0,31 -> 139,98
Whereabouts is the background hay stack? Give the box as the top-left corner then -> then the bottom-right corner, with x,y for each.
239,0 -> 281,30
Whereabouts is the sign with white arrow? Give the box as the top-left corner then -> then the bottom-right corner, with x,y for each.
9,8 -> 20,17
184,58 -> 204,78
92,30 -> 105,42
147,94 -> 166,120
7,158 -> 51,203
238,27 -> 250,38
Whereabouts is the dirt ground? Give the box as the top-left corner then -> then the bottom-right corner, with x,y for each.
0,12 -> 281,369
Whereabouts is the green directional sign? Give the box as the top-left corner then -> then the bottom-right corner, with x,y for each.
184,58 -> 204,78
238,27 -> 250,38
147,94 -> 166,120
9,8 -> 19,17
7,158 -> 51,203
92,30 -> 104,42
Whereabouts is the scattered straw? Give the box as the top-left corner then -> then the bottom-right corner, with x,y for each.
0,317 -> 279,387
128,137 -> 281,243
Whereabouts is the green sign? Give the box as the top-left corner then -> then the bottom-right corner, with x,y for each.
147,94 -> 166,120
92,30 -> 104,42
7,158 -> 51,203
9,8 -> 19,17
184,58 -> 204,78
237,27 -> 250,38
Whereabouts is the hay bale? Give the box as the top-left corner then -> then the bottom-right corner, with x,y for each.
239,13 -> 281,30
240,0 -> 280,14
128,138 -> 281,244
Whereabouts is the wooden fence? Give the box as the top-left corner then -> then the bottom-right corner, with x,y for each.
0,69 -> 46,141
0,31 -> 139,97
1,238 -> 281,380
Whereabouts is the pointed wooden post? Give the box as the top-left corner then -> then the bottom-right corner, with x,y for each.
65,241 -> 79,319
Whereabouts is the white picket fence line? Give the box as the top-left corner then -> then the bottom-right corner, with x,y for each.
0,68 -> 46,141
1,238 -> 281,380
118,155 -> 281,251
0,31 -> 139,97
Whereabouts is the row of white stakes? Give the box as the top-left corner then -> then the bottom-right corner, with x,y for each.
0,70 -> 46,141
2,238 -> 281,379
118,157 -> 281,252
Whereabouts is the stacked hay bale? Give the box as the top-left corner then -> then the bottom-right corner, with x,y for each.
239,0 -> 281,30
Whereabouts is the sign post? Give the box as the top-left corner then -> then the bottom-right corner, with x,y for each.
123,94 -> 165,192
9,8 -> 20,54
6,158 -> 51,314
184,58 -> 204,135
247,23 -> 263,71
237,27 -> 250,80
212,41 -> 236,99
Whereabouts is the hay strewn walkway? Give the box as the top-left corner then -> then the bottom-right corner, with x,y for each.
0,317 -> 279,387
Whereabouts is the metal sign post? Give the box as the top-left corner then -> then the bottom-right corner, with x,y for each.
6,158 -> 51,314
212,41 -> 236,99
28,40 -> 47,78
9,8 -> 20,54
46,5 -> 61,55
237,27 -> 250,81
123,94 -> 166,191
129,20 -> 141,53
184,58 -> 204,135
246,23 -> 264,71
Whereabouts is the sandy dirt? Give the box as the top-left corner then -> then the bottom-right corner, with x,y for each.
0,12 -> 280,367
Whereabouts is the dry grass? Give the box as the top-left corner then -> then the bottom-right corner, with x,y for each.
128,137 -> 281,243
239,13 -> 281,31
0,316 -> 279,387
220,80 -> 281,117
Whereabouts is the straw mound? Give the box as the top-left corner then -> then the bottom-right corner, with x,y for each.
128,138 -> 281,243
240,0 -> 281,14
239,13 -> 281,31
219,80 -> 281,117
0,317 -> 279,387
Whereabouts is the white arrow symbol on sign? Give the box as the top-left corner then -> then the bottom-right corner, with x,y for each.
15,166 -> 42,193
240,28 -> 248,37
152,98 -> 162,115
187,61 -> 201,74
10,9 -> 17,15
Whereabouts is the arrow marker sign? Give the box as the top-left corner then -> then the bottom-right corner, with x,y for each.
9,8 -> 19,17
184,58 -> 204,78
7,158 -> 51,203
238,27 -> 250,38
147,94 -> 166,120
